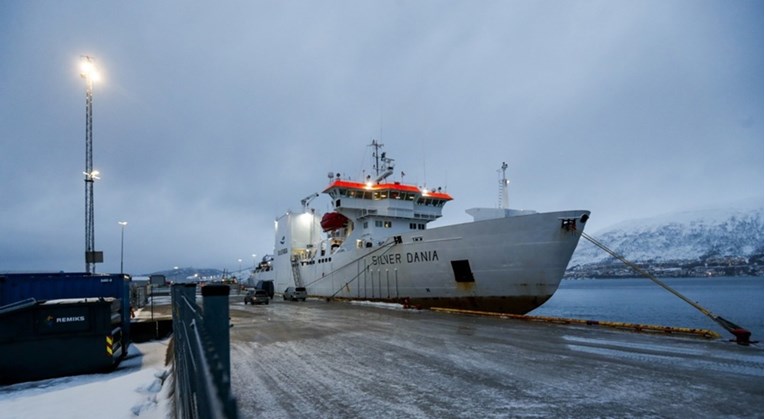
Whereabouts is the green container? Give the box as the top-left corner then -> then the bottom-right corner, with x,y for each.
0,297 -> 124,384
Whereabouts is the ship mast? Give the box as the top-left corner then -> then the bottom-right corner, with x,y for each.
498,162 -> 509,209
368,139 -> 394,183
369,139 -> 384,177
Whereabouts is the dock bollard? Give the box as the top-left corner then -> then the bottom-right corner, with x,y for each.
202,284 -> 231,383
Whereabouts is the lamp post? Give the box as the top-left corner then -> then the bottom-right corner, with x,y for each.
252,253 -> 257,270
80,56 -> 101,273
118,221 -> 128,274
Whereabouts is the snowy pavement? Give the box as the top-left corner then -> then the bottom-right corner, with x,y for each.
0,339 -> 172,419
2,296 -> 762,418
229,298 -> 763,418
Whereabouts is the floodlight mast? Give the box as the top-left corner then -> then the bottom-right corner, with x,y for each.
81,56 -> 99,273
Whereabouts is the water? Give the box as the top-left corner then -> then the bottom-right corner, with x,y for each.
530,277 -> 764,342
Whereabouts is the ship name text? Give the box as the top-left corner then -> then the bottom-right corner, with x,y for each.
371,250 -> 439,266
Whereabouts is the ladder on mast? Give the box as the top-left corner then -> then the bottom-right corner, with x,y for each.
498,162 -> 509,209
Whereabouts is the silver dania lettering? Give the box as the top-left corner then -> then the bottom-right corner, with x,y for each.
371,250 -> 439,265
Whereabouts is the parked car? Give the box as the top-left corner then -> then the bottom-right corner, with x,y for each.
283,287 -> 307,302
244,289 -> 269,305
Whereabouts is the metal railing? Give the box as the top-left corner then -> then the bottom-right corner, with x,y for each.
171,284 -> 239,418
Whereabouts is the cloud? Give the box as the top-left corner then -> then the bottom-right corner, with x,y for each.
1,0 -> 761,273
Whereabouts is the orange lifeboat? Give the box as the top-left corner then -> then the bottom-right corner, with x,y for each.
321,212 -> 349,232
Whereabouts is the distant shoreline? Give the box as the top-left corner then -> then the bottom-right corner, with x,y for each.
566,254 -> 763,279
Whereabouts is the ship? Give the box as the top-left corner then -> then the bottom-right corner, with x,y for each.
251,141 -> 590,314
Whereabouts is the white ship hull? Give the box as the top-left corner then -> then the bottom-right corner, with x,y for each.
260,210 -> 588,314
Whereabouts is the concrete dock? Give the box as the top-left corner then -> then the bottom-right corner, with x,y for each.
228,298 -> 763,418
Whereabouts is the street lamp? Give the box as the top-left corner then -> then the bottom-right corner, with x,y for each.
252,253 -> 257,270
81,55 -> 101,273
118,221 -> 128,274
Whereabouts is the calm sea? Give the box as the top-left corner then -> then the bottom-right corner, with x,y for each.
529,276 -> 764,342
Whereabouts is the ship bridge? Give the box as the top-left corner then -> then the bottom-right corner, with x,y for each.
323,179 -> 452,248
324,180 -> 451,221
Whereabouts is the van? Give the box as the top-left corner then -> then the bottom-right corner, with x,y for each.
255,280 -> 275,299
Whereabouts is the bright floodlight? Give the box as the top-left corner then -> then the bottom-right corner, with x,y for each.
80,56 -> 100,82
118,221 -> 128,226
83,170 -> 101,181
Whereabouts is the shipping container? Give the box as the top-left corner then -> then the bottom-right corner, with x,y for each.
0,297 -> 125,383
0,272 -> 131,347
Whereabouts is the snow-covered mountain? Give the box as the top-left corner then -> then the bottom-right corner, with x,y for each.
570,203 -> 764,267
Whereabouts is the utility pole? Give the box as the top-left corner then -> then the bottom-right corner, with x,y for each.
119,221 -> 128,274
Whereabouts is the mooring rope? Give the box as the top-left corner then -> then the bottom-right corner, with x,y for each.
328,239 -> 399,298
299,238 -> 398,295
580,231 -> 753,344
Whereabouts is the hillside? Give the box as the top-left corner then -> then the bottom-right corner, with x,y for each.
567,203 -> 764,278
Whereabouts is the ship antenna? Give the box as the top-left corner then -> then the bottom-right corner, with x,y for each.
498,162 -> 509,209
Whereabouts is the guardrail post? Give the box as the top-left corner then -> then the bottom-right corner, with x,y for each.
172,283 -> 198,419
181,283 -> 197,308
202,284 -> 231,386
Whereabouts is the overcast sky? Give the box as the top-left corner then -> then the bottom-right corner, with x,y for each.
1,1 -> 762,275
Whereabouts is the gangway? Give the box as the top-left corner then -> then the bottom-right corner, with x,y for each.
290,255 -> 304,287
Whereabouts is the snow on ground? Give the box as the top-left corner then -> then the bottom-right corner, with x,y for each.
349,300 -> 407,310
0,339 -> 172,419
